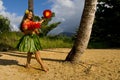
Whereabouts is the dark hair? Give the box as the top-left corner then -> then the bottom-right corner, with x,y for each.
20,10 -> 34,32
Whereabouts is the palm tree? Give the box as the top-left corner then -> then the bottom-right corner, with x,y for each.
28,0 -> 34,12
65,0 -> 97,63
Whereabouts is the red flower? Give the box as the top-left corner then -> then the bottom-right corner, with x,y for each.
43,9 -> 52,19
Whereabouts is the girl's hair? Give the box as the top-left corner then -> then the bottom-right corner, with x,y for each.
20,9 -> 34,32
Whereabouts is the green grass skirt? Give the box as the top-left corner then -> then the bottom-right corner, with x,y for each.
17,34 -> 42,52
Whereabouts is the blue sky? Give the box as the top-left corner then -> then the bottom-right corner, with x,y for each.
3,0 -> 52,16
0,0 -> 84,35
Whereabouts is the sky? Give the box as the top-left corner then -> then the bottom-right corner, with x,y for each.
0,0 -> 85,35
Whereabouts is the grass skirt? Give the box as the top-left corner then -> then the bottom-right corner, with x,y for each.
17,34 -> 42,53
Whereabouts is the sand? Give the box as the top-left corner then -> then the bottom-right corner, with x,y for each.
0,48 -> 120,80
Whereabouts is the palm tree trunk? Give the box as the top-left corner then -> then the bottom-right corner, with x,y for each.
28,0 -> 34,12
65,0 -> 97,63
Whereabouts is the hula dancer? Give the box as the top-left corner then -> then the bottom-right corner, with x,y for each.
17,9 -> 49,72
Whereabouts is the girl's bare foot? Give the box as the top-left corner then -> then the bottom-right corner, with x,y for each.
25,64 -> 31,68
41,66 -> 49,72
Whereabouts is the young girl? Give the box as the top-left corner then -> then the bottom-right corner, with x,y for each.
17,9 -> 48,72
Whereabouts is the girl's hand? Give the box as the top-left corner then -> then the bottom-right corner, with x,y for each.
34,29 -> 40,34
39,19 -> 45,24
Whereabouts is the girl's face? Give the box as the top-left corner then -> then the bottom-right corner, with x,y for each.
27,11 -> 33,20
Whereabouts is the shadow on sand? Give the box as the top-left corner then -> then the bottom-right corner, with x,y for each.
0,59 -> 18,65
1,50 -> 65,63
0,58 -> 27,69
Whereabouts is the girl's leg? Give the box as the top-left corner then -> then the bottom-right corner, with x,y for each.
26,52 -> 33,68
35,51 -> 49,72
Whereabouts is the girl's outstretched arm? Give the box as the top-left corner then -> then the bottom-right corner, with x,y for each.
39,19 -> 45,24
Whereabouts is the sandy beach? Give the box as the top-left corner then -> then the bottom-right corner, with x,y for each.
0,48 -> 120,80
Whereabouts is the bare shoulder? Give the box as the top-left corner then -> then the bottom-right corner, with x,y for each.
23,20 -> 28,23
